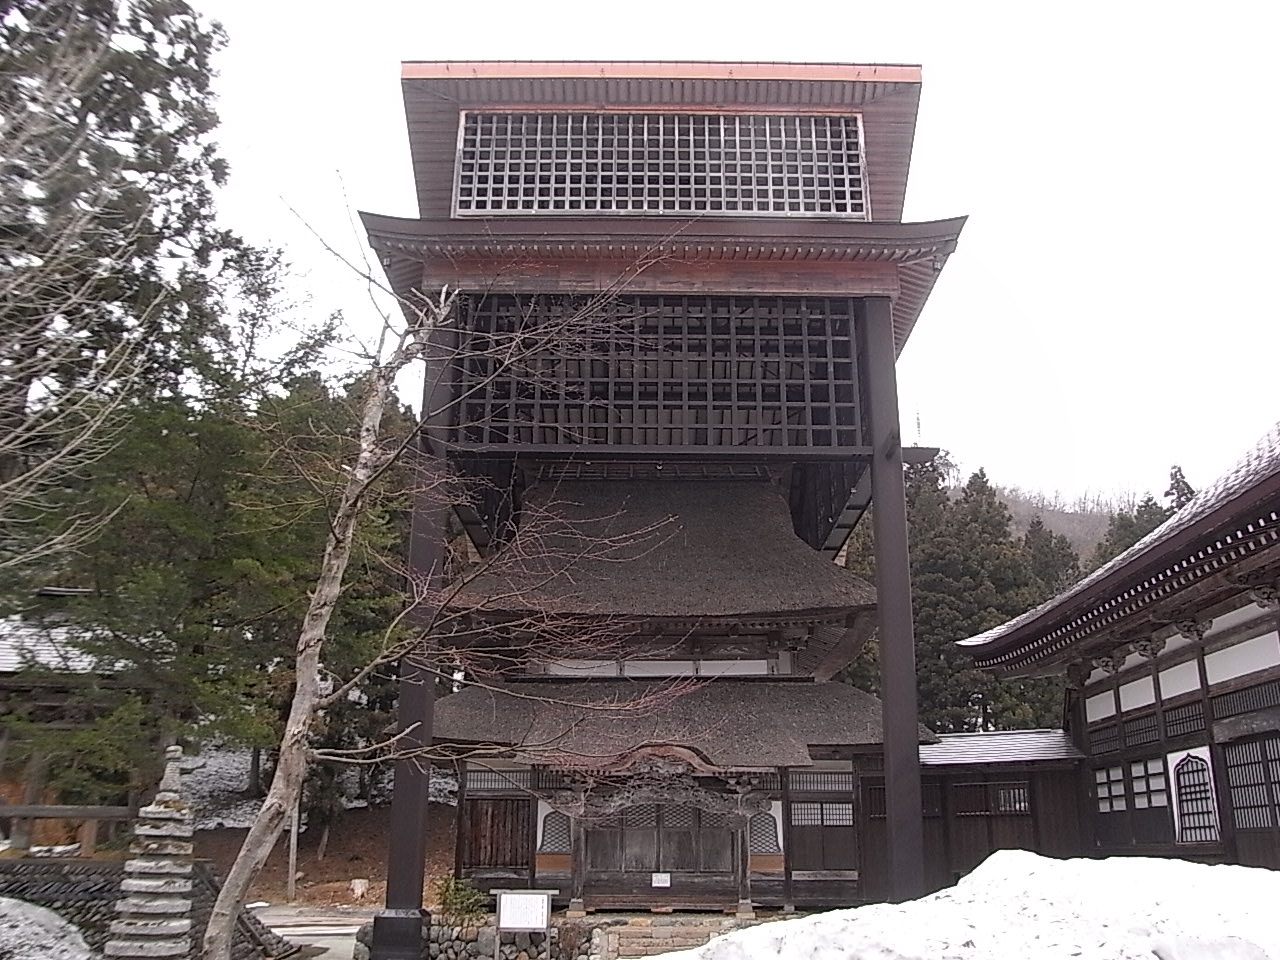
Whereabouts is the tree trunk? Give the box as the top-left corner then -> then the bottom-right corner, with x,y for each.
202,369 -> 395,960
248,746 -> 263,797
316,821 -> 331,862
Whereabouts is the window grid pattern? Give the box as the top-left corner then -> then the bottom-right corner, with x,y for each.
465,769 -> 531,793
1163,701 -> 1207,739
1224,735 -> 1280,830
1174,755 -> 1220,842
1211,679 -> 1280,720
1123,713 -> 1160,747
458,295 -> 861,449
455,111 -> 869,219
1088,724 -> 1121,754
1096,765 -> 1126,813
539,811 -> 571,854
866,782 -> 941,818
748,812 -> 782,853
1130,758 -> 1169,809
788,771 -> 855,792
952,781 -> 1031,817
790,801 -> 853,827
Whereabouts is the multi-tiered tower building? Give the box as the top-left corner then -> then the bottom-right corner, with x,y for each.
362,61 -> 964,955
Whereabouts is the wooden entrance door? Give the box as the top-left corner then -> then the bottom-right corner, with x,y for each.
584,804 -> 737,905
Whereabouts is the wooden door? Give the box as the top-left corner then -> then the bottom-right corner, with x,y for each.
461,798 -> 532,869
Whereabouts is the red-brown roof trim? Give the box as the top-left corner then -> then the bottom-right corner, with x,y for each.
401,61 -> 922,84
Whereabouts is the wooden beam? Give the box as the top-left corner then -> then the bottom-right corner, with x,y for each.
0,804 -> 132,819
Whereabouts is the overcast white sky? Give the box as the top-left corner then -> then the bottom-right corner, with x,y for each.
199,0 -> 1279,503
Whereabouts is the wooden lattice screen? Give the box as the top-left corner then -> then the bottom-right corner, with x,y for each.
455,294 -> 863,453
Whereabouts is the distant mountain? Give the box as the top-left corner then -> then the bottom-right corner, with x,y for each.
989,486 -> 1131,562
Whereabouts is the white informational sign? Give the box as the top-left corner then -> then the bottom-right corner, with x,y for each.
495,890 -> 553,932
651,872 -> 672,888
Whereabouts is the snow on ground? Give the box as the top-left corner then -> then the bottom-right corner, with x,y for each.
0,897 -> 94,960
184,745 -> 457,830
655,850 -> 1279,960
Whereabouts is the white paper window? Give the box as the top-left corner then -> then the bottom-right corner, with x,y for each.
454,111 -> 869,219
1095,765 -> 1126,813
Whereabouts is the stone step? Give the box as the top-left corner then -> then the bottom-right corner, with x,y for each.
103,936 -> 191,957
115,897 -> 192,915
109,918 -> 193,937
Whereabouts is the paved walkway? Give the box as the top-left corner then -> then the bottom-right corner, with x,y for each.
252,904 -> 376,960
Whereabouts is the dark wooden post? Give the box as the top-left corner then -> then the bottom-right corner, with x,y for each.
568,816 -> 587,916
860,295 -> 925,901
735,814 -> 753,918
780,768 -> 794,911
372,303 -> 457,960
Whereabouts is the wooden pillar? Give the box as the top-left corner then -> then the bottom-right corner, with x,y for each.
859,295 -> 925,901
372,311 -> 456,960
453,764 -> 468,879
780,768 -> 794,911
735,815 -> 753,917
11,750 -> 47,852
568,816 -> 586,916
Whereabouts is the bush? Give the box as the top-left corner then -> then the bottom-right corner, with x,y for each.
432,876 -> 488,925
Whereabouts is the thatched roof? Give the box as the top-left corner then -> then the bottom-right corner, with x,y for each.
434,678 -> 936,770
451,480 -> 875,620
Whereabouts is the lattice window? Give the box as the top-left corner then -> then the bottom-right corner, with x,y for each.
1123,713 -> 1160,747
455,111 -> 868,219
1174,755 -> 1220,842
1088,724 -> 1122,754
663,806 -> 697,830
1096,765 -> 1126,813
539,811 -> 571,853
994,783 -> 1031,815
1130,758 -> 1169,809
1163,702 -> 1207,739
465,769 -> 531,792
748,812 -> 781,853
623,805 -> 658,829
788,771 -> 855,793
456,294 -> 861,451
1224,735 -> 1280,831
791,801 -> 853,826
701,810 -> 730,830
1211,679 -> 1280,720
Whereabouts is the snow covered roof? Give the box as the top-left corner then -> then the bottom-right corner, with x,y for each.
0,618 -> 100,674
918,729 -> 1083,766
958,421 -> 1280,672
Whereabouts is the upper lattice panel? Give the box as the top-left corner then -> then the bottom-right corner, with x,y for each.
453,111 -> 869,219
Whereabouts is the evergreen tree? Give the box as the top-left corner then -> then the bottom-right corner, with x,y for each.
1166,465 -> 1196,510
1090,494 -> 1170,566
841,465 -> 1075,731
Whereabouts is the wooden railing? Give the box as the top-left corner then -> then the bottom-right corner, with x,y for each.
0,804 -> 134,857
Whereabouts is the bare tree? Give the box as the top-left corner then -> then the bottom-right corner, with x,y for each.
199,263 -> 705,958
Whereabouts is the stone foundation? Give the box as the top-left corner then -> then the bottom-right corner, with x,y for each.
355,914 -> 778,960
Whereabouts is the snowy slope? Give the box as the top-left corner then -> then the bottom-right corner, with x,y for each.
0,898 -> 95,960
654,850 -> 1278,960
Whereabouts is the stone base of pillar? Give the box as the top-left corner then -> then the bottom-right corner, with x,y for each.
735,900 -> 755,919
368,911 -> 428,960
566,898 -> 586,918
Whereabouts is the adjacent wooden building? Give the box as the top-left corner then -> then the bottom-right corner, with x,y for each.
362,61 -> 967,952
960,424 -> 1280,869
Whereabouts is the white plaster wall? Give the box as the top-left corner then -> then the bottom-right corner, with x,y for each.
1205,632 -> 1280,685
1085,691 -> 1116,722
1119,675 -> 1156,712
1158,660 -> 1202,700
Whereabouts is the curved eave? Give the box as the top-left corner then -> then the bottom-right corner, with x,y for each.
361,212 -> 965,353
960,470 -> 1280,675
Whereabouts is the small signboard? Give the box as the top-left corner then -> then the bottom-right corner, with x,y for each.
651,872 -> 672,888
494,889 -> 556,932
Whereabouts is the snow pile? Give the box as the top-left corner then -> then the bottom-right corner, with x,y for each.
0,897 -> 95,960
185,745 -> 458,830
656,851 -> 1279,960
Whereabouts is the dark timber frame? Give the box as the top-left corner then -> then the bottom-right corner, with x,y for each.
365,62 -> 964,954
